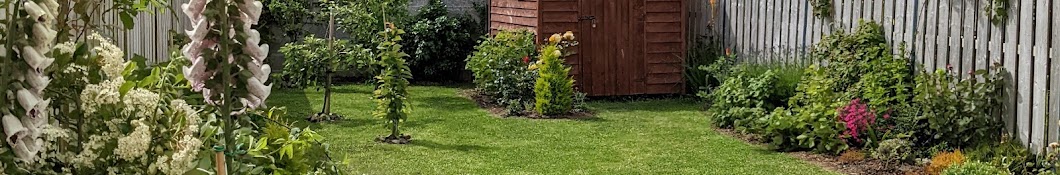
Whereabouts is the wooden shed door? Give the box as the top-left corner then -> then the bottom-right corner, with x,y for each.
577,0 -> 645,96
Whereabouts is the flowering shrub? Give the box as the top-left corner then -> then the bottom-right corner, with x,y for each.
466,29 -> 537,115
838,99 -> 878,144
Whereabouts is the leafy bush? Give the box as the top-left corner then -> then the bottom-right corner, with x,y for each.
761,66 -> 848,154
900,65 -> 1004,149
941,161 -> 1008,175
329,0 -> 410,45
965,138 -> 1047,174
278,35 -> 373,89
874,138 -> 912,163
802,20 -> 911,111
466,29 -> 538,115
705,69 -> 776,128
757,20 -> 909,154
402,0 -> 482,82
374,24 -> 413,139
534,36 -> 576,116
928,150 -> 967,175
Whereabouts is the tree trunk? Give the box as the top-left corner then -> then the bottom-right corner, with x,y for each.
320,72 -> 333,115
390,118 -> 400,138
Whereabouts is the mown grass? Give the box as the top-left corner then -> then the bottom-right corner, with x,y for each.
268,85 -> 836,174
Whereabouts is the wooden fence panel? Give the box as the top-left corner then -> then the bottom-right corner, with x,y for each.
709,0 -> 1060,153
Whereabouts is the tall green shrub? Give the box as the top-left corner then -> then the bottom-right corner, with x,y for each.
534,45 -> 575,116
374,23 -> 413,139
403,0 -> 481,82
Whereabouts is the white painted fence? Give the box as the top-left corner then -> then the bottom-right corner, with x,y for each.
710,0 -> 1060,152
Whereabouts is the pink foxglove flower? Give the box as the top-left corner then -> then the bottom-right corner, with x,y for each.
2,0 -> 56,162
182,0 -> 271,110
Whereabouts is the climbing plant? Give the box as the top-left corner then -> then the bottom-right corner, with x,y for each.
982,0 -> 1008,24
810,0 -> 833,18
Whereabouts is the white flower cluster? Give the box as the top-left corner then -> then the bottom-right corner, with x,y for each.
54,41 -> 75,54
115,119 -> 151,161
148,99 -> 203,175
181,0 -> 272,110
3,0 -> 60,163
71,134 -> 113,168
152,134 -> 202,175
170,100 -> 200,135
89,33 -> 126,78
123,88 -> 161,117
79,77 -> 124,114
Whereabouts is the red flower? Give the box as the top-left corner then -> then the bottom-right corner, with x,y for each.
523,56 -> 530,63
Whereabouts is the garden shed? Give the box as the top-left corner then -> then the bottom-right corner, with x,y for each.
489,0 -> 687,96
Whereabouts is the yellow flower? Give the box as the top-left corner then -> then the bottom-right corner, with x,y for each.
548,34 -> 562,44
528,64 -> 538,70
563,31 -> 575,40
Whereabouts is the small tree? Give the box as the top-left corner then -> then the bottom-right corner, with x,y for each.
279,13 -> 372,122
373,23 -> 413,144
533,33 -> 577,116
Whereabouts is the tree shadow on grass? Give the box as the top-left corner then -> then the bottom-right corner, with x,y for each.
402,118 -> 445,129
269,89 -> 315,125
409,139 -> 490,152
415,96 -> 479,112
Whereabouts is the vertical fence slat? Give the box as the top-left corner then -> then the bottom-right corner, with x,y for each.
961,0 -> 975,77
924,1 -> 938,71
948,0 -> 962,78
1018,0 -> 1035,151
974,0 -> 989,73
1050,0 -> 1060,145
1004,0 -> 1021,139
937,0 -> 950,70
1032,0 -> 1051,152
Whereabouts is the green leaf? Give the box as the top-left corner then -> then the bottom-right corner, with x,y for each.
119,81 -> 136,95
120,12 -> 136,30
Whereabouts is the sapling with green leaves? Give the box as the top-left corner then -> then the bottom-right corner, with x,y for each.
373,23 -> 413,144
279,13 -> 372,122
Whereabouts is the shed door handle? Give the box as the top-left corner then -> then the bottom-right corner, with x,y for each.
579,16 -> 597,28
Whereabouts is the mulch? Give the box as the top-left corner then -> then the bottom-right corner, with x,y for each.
714,128 -> 925,175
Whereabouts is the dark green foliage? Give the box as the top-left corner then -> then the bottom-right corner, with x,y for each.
964,138 -> 1052,174
761,67 -> 849,154
754,21 -> 909,154
373,24 -> 412,138
686,35 -> 723,94
466,30 -> 538,115
705,69 -> 776,129
898,65 -> 1005,150
810,0 -> 833,17
696,54 -> 735,98
329,0 -> 410,45
278,35 -> 373,89
402,0 -> 482,82
534,45 -> 575,116
802,20 -> 911,111
941,161 -> 1010,175
259,0 -> 316,42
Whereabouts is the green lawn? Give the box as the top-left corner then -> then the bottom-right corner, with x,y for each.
269,85 -> 837,174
